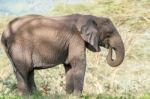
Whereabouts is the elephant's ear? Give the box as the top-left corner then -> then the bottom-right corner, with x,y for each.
80,19 -> 100,52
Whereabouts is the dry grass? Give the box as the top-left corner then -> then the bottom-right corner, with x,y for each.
0,0 -> 150,98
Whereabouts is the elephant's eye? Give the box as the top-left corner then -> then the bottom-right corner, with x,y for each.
106,32 -> 112,37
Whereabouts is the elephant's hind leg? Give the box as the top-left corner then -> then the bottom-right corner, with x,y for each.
14,69 -> 29,95
64,64 -> 74,94
28,70 -> 37,93
9,43 -> 33,95
12,59 -> 32,95
13,63 -> 36,95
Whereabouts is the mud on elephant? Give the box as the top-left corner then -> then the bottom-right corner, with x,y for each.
1,14 -> 125,96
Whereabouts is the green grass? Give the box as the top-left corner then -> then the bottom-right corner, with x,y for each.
0,0 -> 150,98
0,93 -> 149,99
0,94 -> 137,99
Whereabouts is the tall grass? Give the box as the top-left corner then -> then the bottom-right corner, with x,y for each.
0,0 -> 150,98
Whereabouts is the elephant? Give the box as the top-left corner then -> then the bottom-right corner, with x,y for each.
1,14 -> 125,95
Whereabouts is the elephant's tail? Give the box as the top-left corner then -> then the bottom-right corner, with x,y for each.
1,31 -> 8,52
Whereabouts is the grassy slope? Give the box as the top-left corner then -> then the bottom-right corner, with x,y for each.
0,0 -> 150,98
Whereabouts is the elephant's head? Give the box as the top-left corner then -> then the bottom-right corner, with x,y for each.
76,15 -> 125,67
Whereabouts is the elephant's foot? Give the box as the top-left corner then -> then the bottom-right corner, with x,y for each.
17,88 -> 30,96
17,81 -> 30,95
73,90 -> 82,96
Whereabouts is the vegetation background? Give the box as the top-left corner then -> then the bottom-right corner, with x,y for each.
0,0 -> 150,98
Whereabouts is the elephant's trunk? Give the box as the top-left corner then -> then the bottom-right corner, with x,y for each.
106,34 -> 125,67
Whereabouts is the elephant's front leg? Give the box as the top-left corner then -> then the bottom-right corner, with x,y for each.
28,70 -> 37,93
68,36 -> 86,96
71,57 -> 86,96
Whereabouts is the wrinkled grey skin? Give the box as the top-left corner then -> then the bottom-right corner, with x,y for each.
1,14 -> 125,96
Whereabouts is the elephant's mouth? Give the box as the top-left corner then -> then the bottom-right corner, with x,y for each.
98,37 -> 110,49
99,40 -> 109,49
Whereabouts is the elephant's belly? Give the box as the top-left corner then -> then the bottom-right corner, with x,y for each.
33,62 -> 59,69
32,50 -> 68,69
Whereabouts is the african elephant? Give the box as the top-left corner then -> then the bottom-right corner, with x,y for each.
1,14 -> 125,95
